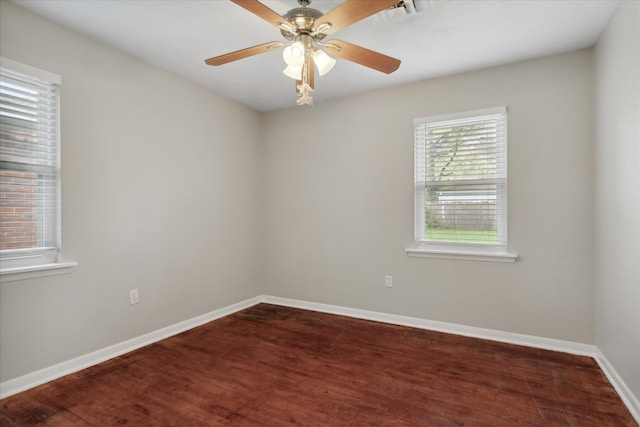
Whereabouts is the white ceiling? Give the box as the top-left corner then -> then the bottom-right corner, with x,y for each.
14,0 -> 618,112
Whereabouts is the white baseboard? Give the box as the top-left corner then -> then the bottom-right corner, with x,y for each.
594,348 -> 640,424
0,296 -> 262,399
261,295 -> 596,356
2,294 -> 638,426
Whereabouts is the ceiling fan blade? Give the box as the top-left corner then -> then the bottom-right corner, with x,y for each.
314,0 -> 399,35
327,40 -> 400,74
305,56 -> 315,89
296,57 -> 315,105
296,56 -> 315,91
231,0 -> 288,29
205,41 -> 283,66
306,55 -> 315,89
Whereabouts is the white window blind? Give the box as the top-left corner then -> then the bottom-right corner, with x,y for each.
414,106 -> 507,247
0,58 -> 61,264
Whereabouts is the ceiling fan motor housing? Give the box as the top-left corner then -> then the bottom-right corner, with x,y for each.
281,7 -> 327,40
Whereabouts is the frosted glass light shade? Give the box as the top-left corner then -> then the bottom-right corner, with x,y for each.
283,41 -> 305,67
283,65 -> 302,80
313,49 -> 336,76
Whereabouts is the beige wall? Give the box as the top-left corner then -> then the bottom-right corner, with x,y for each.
594,0 -> 640,399
0,1 -> 262,382
262,50 -> 595,343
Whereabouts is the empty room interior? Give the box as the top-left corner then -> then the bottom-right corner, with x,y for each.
0,0 -> 638,425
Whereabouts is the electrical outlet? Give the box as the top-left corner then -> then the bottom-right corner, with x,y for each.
385,275 -> 393,288
129,289 -> 139,305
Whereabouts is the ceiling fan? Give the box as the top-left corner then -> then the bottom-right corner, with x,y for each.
205,0 -> 402,106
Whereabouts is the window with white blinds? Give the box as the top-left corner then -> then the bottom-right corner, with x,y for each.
413,106 -> 507,248
0,58 -> 61,267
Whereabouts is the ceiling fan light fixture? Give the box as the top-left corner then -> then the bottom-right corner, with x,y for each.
312,48 -> 336,76
283,64 -> 303,80
282,41 -> 305,66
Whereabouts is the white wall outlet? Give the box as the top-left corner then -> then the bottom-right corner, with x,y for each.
129,289 -> 139,305
385,275 -> 393,288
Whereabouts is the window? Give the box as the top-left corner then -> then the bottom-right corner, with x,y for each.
408,106 -> 516,262
0,58 -> 75,279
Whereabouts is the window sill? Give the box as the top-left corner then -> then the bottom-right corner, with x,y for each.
406,247 -> 518,263
0,261 -> 78,283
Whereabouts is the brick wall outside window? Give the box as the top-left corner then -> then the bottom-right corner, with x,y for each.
0,170 -> 40,250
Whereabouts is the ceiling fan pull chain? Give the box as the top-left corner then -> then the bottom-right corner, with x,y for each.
296,51 -> 314,106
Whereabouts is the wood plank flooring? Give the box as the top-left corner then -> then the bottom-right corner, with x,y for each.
1,303 -> 636,426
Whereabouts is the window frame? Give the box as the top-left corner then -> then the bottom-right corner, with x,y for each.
0,57 -> 76,282
407,106 -> 517,262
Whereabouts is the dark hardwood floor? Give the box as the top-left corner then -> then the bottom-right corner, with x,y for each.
1,303 -> 636,426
